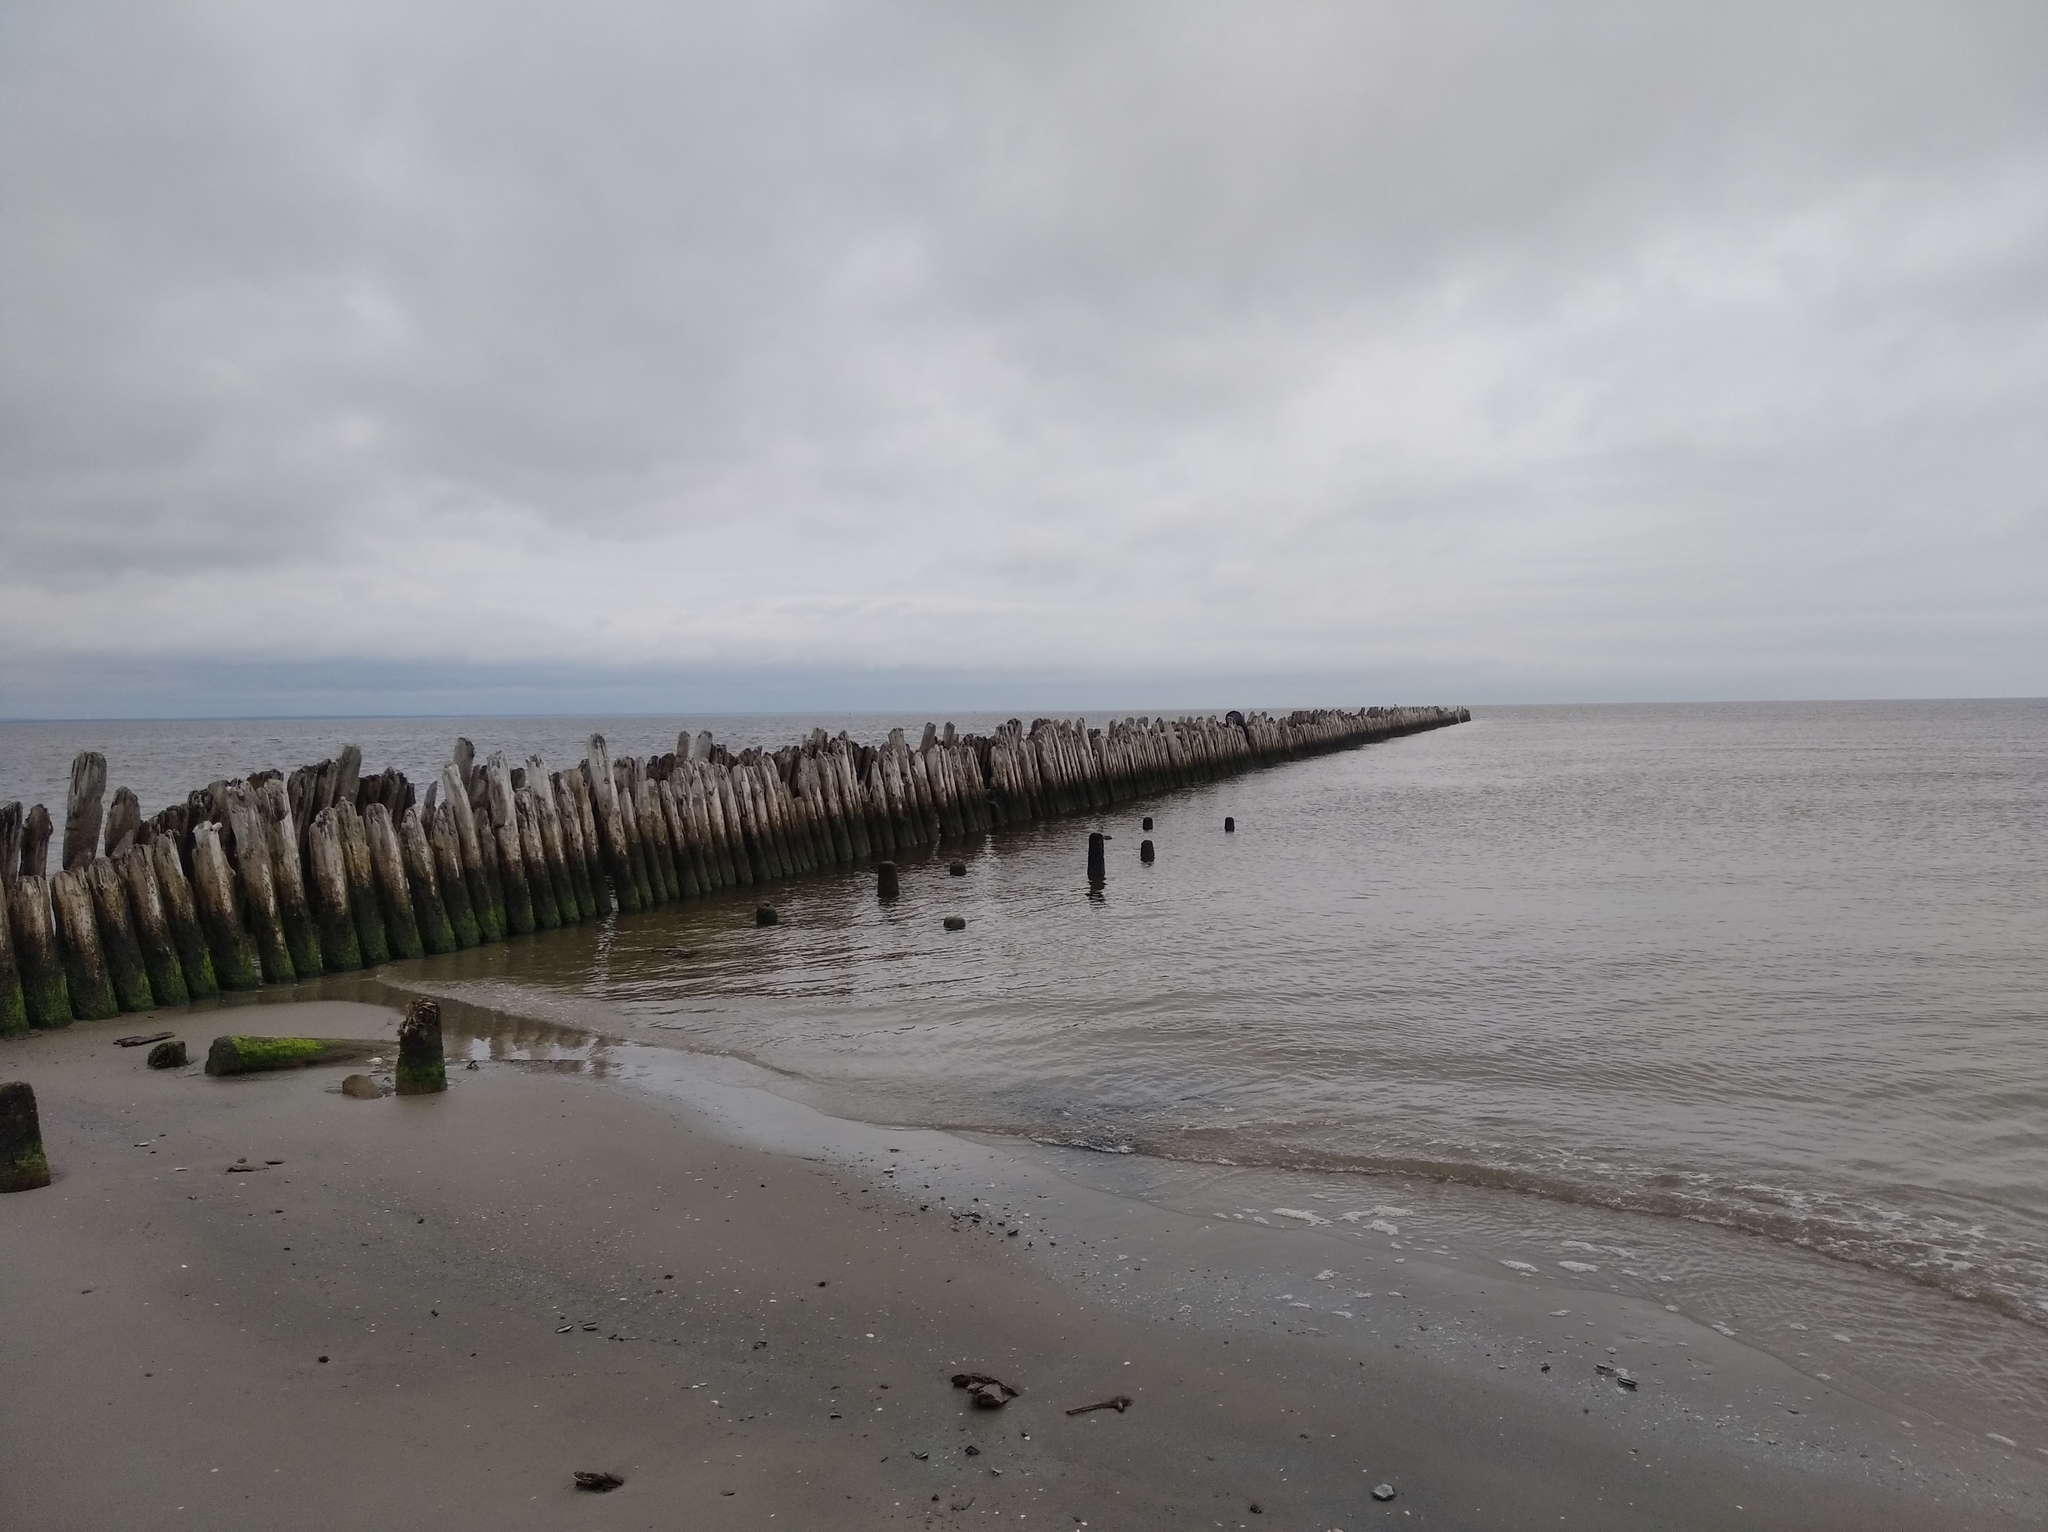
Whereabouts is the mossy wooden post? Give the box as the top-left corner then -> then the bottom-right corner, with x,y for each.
398,807 -> 457,955
7,877 -> 70,1025
585,738 -> 639,912
427,804 -> 480,948
18,805 -> 52,882
527,759 -> 581,923
566,768 -> 609,915
0,1082 -> 51,1192
113,848 -> 187,1008
483,757 -> 536,936
49,868 -> 119,1020
0,887 -> 27,1036
225,792 -> 295,985
303,810 -> 362,971
62,750 -> 107,871
260,779 -> 322,978
634,776 -> 679,901
84,858 -> 153,1012
396,997 -> 446,1096
189,823 -> 261,991
204,1035 -> 385,1075
148,838 -> 217,997
439,763 -> 501,942
612,760 -> 655,908
552,774 -> 599,917
511,790 -> 561,930
332,803 -> 391,968
362,803 -> 424,960
661,777 -> 704,899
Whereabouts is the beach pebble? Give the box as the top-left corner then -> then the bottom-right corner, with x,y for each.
573,1471 -> 624,1492
147,1040 -> 187,1070
341,1074 -> 380,1100
1372,1483 -> 1397,1501
944,915 -> 967,931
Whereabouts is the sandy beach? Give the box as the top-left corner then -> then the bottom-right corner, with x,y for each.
3,999 -> 2039,1531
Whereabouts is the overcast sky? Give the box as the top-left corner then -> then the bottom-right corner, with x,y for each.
2,2 -> 2043,717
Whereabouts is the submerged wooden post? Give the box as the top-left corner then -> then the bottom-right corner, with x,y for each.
1224,817 -> 1235,832
304,810 -> 363,972
1140,839 -> 1155,864
113,848 -> 187,1007
7,877 -> 70,1025
189,823 -> 261,991
877,861 -> 899,899
62,751 -> 107,871
148,838 -> 217,997
363,803 -> 425,960
84,859 -> 153,1012
1087,832 -> 1106,884
49,867 -> 119,1020
0,1082 -> 51,1192
395,996 -> 446,1096
585,739 -> 638,913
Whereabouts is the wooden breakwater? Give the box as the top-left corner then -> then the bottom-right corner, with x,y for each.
0,705 -> 1468,1032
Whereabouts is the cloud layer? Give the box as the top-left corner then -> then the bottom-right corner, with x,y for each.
3,2 -> 2044,714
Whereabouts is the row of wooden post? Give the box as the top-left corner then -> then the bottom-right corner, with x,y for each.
0,706 -> 1468,1032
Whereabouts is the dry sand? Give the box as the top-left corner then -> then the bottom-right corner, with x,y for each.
3,1001 -> 2038,1530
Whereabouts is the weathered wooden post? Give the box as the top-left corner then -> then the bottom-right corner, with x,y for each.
115,847 -> 189,1007
49,868 -> 119,1019
0,1082 -> 51,1192
224,791 -> 295,984
1224,817 -> 1235,832
398,808 -> 457,955
1139,839 -> 1154,863
1142,817 -> 1153,831
427,804 -> 481,949
0,802 -> 22,895
585,739 -> 639,913
332,803 -> 392,968
259,779 -> 322,978
363,803 -> 425,960
18,805 -> 52,882
0,888 -> 26,1036
7,877 -> 70,1025
1087,832 -> 1106,884
484,756 -> 536,936
547,769 -> 597,917
303,810 -> 363,971
512,790 -> 561,930
103,787 -> 142,857
189,823 -> 262,990
876,861 -> 899,899
62,751 -> 107,871
84,859 -> 153,1012
440,763 -> 502,941
148,838 -> 217,997
395,997 -> 446,1096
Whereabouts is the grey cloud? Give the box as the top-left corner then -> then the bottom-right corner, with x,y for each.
1,1 -> 2044,713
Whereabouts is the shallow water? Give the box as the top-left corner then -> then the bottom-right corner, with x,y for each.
7,699 -> 2046,1436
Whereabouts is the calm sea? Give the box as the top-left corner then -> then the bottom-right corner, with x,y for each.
6,700 -> 2045,1429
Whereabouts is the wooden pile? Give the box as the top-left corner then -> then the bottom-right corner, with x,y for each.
0,705 -> 1468,1031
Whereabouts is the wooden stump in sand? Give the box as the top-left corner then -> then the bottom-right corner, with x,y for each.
190,823 -> 262,991
398,807 -> 457,956
304,810 -> 363,972
0,1081 -> 51,1192
363,803 -> 425,961
396,997 -> 446,1096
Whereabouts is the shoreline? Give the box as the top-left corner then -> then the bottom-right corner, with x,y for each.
6,1000 -> 2042,1529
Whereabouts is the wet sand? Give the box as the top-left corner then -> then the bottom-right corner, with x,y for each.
2,1002 -> 2036,1530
